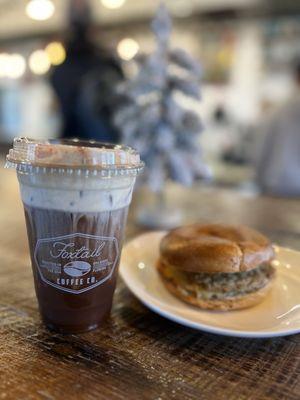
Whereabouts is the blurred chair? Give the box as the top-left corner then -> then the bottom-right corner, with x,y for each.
255,61 -> 300,196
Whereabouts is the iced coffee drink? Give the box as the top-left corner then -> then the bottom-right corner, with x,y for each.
6,138 -> 143,333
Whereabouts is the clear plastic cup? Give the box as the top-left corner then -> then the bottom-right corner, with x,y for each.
5,138 -> 143,333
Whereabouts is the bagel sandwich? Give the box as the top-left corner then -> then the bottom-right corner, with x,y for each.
158,224 -> 276,311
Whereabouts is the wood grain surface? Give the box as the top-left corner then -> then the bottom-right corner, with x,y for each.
0,169 -> 299,400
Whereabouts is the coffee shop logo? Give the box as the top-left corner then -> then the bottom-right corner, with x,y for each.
34,233 -> 119,294
50,241 -> 106,260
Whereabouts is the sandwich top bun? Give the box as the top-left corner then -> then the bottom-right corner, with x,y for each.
160,223 -> 275,274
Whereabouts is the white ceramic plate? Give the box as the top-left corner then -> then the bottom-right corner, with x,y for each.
120,231 -> 300,338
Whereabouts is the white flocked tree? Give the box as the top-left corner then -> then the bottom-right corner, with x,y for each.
114,3 -> 210,191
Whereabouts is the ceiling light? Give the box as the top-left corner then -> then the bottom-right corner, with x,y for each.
45,42 -> 66,66
0,53 -> 11,78
29,50 -> 51,75
117,38 -> 139,61
26,0 -> 55,21
101,0 -> 126,10
6,54 -> 26,79
0,53 -> 26,79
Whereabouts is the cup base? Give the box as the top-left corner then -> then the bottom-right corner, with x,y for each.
43,312 -> 111,334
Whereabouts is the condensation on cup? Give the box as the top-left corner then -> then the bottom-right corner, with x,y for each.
5,137 -> 144,333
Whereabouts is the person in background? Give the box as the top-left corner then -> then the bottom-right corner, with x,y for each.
50,0 -> 123,142
255,60 -> 300,196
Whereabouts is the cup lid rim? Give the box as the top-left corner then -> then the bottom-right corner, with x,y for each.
6,137 -> 144,172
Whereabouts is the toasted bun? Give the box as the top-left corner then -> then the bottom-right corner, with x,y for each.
160,223 -> 275,273
160,273 -> 274,311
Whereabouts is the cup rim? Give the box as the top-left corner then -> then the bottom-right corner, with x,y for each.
5,137 -> 144,176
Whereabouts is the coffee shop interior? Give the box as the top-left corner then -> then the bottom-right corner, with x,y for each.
1,0 -> 300,198
0,0 -> 299,200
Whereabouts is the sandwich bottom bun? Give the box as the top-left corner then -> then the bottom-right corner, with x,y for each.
157,261 -> 275,311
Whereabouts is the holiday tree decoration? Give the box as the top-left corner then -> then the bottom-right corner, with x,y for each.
113,3 -> 210,194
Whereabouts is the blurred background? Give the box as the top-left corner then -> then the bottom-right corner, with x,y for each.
1,0 -> 300,198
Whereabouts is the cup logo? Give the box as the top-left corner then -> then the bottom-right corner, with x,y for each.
34,233 -> 119,294
63,261 -> 91,277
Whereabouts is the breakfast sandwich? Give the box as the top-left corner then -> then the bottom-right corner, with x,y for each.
158,224 -> 276,310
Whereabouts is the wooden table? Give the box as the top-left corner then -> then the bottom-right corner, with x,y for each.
0,168 -> 299,400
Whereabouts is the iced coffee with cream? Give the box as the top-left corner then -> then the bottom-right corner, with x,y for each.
6,138 -> 143,333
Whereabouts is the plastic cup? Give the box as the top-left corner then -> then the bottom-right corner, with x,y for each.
5,138 -> 143,333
